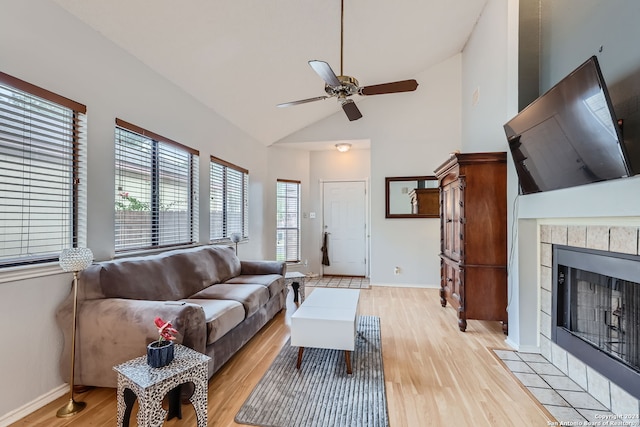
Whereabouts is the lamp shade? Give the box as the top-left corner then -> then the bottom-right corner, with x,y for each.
230,233 -> 242,243
59,247 -> 94,272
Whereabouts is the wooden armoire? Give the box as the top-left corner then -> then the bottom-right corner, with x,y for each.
434,152 -> 508,332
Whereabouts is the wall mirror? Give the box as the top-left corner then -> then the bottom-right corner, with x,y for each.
385,176 -> 439,218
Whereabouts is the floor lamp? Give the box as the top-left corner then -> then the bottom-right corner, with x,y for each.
230,233 -> 241,255
57,247 -> 94,418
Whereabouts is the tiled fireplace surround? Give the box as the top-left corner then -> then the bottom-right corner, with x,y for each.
539,224 -> 640,415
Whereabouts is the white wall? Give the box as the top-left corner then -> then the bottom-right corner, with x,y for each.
460,0 -> 527,347
461,0 -> 512,153
265,147 -> 311,265
278,55 -> 463,286
0,0 -> 272,420
308,149 -> 372,276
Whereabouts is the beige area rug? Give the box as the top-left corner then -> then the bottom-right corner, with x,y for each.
235,316 -> 388,427
306,275 -> 370,289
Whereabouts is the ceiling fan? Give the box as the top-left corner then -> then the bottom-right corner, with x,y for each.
276,0 -> 419,121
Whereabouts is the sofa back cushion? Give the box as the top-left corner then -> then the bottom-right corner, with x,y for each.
99,245 -> 241,301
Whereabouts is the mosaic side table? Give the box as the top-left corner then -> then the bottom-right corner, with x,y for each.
113,344 -> 210,427
284,271 -> 307,303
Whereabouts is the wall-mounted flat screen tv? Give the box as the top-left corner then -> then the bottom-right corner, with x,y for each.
503,56 -> 633,195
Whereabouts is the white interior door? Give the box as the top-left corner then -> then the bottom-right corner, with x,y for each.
322,181 -> 367,276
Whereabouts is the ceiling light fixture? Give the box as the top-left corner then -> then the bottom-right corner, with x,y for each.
335,143 -> 352,153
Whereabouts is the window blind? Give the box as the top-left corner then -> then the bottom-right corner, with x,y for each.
0,72 -> 87,267
210,156 -> 249,241
276,179 -> 300,263
115,119 -> 199,252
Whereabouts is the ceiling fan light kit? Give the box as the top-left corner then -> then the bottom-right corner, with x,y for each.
335,143 -> 352,152
277,0 -> 418,121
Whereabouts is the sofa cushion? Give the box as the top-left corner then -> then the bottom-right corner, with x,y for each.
98,245 -> 241,301
189,284 -> 269,317
182,299 -> 245,345
225,274 -> 285,298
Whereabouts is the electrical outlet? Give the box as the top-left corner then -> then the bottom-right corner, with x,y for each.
394,267 -> 400,275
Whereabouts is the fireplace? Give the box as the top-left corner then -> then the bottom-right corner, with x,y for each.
552,244 -> 640,400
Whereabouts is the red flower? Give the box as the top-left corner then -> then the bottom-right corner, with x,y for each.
154,317 -> 178,342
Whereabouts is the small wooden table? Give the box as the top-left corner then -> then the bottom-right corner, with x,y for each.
284,271 -> 307,303
290,288 -> 360,374
113,344 -> 210,427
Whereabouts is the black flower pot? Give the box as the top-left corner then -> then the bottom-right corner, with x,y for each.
147,340 -> 175,368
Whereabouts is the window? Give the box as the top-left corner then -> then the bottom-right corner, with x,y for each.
210,156 -> 248,241
115,119 -> 199,252
0,72 -> 87,267
276,179 -> 300,263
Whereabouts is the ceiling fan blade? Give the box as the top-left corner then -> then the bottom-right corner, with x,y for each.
309,60 -> 342,87
277,96 -> 329,108
341,99 -> 362,121
359,79 -> 419,96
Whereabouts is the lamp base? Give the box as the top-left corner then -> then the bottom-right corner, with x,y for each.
56,398 -> 86,418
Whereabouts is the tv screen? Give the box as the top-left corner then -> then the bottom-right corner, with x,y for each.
504,56 -> 632,194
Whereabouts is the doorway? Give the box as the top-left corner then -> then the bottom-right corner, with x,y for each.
321,180 -> 368,277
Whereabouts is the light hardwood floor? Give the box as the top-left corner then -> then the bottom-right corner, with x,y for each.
11,287 -> 553,426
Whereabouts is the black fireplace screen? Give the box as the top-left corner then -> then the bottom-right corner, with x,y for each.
553,245 -> 640,399
559,267 -> 640,372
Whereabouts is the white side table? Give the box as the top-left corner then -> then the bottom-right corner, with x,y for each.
284,271 -> 307,303
113,344 -> 210,427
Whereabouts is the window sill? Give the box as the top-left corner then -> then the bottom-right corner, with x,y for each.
0,262 -> 65,285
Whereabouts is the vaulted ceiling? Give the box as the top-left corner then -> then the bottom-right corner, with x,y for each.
53,0 -> 487,146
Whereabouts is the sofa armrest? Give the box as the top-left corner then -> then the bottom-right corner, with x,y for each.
56,297 -> 206,388
240,260 -> 287,276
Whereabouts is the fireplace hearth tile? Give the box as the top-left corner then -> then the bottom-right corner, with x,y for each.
577,408 -> 617,423
529,361 -> 565,376
493,349 -> 520,361
541,374 -> 583,392
528,387 -> 571,406
557,389 -> 608,411
519,352 -> 548,363
493,349 -> 621,424
503,360 -> 535,373
514,372 -> 550,388
545,405 -> 588,424
541,225 -> 552,243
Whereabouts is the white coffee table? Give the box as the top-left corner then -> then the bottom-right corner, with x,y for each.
290,288 -> 360,374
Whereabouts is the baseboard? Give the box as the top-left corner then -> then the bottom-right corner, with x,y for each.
371,283 -> 439,289
0,384 -> 67,427
504,337 -> 540,354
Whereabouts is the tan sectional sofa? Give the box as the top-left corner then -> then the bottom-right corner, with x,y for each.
55,245 -> 287,388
